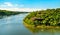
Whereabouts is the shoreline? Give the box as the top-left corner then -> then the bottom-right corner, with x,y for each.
23,22 -> 60,29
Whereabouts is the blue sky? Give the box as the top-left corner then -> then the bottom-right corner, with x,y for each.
0,0 -> 60,11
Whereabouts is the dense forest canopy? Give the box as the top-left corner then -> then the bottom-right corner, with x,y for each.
0,10 -> 29,16
0,10 -> 23,18
0,10 -> 21,16
23,8 -> 60,26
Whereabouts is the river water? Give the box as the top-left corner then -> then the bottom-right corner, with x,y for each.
0,13 -> 60,35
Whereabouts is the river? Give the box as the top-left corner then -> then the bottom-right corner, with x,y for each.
0,13 -> 60,35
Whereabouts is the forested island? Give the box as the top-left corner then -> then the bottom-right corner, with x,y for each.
23,8 -> 60,28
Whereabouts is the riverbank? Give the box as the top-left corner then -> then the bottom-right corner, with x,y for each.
23,22 -> 60,29
0,10 -> 29,19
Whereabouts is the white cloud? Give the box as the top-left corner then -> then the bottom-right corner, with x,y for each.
0,7 -> 42,12
0,2 -> 13,7
0,2 -> 24,7
0,2 -> 42,12
4,2 -> 13,7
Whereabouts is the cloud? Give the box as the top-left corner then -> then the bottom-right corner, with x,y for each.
0,2 -> 13,7
0,7 -> 41,12
0,2 -> 24,8
0,2 -> 42,12
4,2 -> 13,7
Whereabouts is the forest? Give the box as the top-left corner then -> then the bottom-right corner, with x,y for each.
0,10 -> 22,18
0,10 -> 22,16
23,8 -> 60,26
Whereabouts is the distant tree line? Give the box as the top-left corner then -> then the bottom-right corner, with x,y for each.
0,10 -> 21,16
0,10 -> 27,18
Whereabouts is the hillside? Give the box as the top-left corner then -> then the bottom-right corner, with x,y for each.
23,8 -> 60,26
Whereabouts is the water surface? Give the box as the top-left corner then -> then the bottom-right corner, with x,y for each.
0,13 -> 60,35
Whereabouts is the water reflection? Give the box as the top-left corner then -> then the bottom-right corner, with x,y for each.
0,13 -> 60,35
0,13 -> 32,35
24,25 -> 60,35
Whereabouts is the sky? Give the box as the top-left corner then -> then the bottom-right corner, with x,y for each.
0,0 -> 60,12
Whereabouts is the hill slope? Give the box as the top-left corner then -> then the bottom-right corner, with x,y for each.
23,8 -> 60,26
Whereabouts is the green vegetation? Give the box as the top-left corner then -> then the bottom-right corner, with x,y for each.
24,24 -> 60,33
0,10 -> 21,15
23,8 -> 60,26
0,10 -> 21,18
